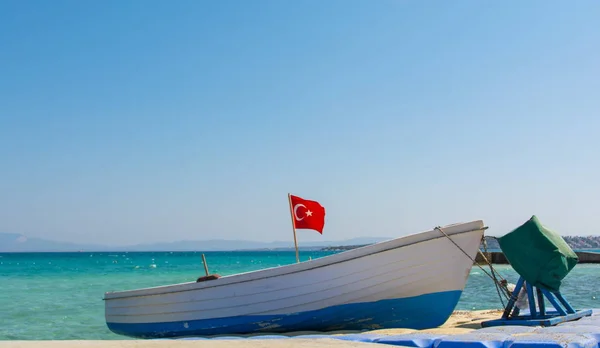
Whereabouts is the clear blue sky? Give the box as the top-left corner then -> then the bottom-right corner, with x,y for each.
1,1 -> 599,246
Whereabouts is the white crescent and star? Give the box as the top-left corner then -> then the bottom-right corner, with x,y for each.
293,204 -> 313,221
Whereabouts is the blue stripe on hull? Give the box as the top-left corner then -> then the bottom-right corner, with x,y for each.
107,290 -> 462,339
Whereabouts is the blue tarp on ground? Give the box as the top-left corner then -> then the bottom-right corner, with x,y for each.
162,307 -> 600,347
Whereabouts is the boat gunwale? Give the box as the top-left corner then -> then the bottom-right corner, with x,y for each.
105,242 -> 472,310
104,221 -> 485,301
105,254 -> 472,318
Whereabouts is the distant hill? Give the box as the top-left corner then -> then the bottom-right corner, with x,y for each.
4,231 -> 600,253
0,232 -> 391,252
0,233 -> 104,252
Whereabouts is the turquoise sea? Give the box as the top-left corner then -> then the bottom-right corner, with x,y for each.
1,250 -> 599,340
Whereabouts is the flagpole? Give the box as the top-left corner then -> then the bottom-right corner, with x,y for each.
288,193 -> 300,263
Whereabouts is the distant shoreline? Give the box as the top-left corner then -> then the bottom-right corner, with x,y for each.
0,232 -> 391,253
2,247 -> 600,255
0,247 -> 335,253
4,234 -> 600,253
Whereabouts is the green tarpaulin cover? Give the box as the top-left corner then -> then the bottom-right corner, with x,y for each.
497,215 -> 578,292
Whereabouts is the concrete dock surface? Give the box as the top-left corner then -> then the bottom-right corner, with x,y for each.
0,339 -> 381,348
0,310 -> 507,347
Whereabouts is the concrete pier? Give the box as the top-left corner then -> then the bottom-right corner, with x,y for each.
475,251 -> 600,264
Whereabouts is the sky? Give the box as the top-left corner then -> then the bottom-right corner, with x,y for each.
1,1 -> 599,246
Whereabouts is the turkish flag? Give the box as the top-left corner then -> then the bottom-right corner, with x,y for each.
290,195 -> 326,234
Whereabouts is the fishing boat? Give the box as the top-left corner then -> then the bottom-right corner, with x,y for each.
104,220 -> 486,338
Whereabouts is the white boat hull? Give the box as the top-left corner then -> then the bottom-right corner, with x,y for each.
104,220 -> 485,338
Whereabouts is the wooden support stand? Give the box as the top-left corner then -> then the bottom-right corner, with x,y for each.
482,276 -> 592,327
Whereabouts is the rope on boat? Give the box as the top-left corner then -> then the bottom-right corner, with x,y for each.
435,226 -> 510,307
481,236 -> 510,308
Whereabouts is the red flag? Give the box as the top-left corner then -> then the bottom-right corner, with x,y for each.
290,194 -> 326,234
